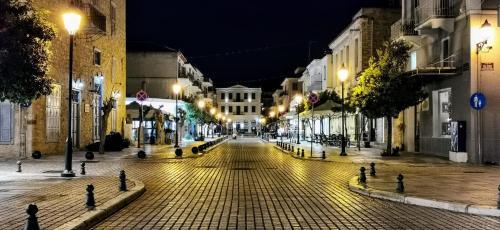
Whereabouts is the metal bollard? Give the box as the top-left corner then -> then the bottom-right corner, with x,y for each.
396,174 -> 404,193
370,162 -> 376,176
24,203 -> 39,230
297,148 -> 300,156
86,184 -> 95,208
16,160 -> 22,172
358,167 -> 366,183
119,170 -> 127,191
322,151 -> 326,159
292,146 -> 294,152
301,149 -> 304,157
80,162 -> 86,175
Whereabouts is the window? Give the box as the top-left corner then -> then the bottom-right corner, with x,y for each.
110,2 -> 116,35
221,106 -> 225,113
432,88 -> 451,137
229,93 -> 233,100
244,106 -> 248,113
221,93 -> 225,99
252,106 -> 256,113
244,93 -> 248,100
0,101 -> 13,143
251,93 -> 256,99
410,51 -> 417,70
236,106 -> 241,114
346,46 -> 349,68
354,38 -> 359,71
441,38 -> 450,67
292,82 -> 298,90
46,84 -> 61,142
229,106 -> 233,113
93,48 -> 101,66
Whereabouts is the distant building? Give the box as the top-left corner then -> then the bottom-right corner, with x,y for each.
299,55 -> 333,94
215,85 -> 262,134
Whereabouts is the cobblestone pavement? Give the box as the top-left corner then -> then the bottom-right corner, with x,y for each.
94,138 -> 500,229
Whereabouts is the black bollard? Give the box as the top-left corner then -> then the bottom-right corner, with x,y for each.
119,170 -> 127,191
292,146 -> 294,152
138,150 -> 146,159
370,162 -> 376,176
359,167 -> 367,183
322,151 -> 326,159
80,162 -> 86,175
175,148 -> 183,157
16,160 -> 22,172
86,184 -> 96,208
24,204 -> 40,230
301,149 -> 304,157
297,148 -> 300,156
396,174 -> 404,193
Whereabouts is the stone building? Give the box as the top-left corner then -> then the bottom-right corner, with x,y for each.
216,85 -> 262,134
329,7 -> 401,147
0,0 -> 127,158
393,0 -> 500,163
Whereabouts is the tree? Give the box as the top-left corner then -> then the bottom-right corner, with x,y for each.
0,0 -> 55,104
350,40 -> 427,155
99,97 -> 115,154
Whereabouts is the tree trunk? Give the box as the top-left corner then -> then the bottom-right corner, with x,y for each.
386,116 -> 392,155
99,113 -> 109,154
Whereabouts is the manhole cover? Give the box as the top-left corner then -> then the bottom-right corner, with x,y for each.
230,167 -> 254,170
42,170 -> 63,174
196,166 -> 218,168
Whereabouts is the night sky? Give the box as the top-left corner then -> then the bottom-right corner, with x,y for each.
127,0 -> 396,91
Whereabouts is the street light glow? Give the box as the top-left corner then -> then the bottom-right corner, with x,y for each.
173,84 -> 181,95
210,108 -> 216,115
480,19 -> 493,43
278,105 -> 285,113
294,94 -> 303,103
63,12 -> 81,35
269,111 -> 276,117
197,100 -> 205,109
338,64 -> 348,82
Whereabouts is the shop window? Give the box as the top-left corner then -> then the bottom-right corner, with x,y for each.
433,88 -> 451,137
0,101 -> 13,143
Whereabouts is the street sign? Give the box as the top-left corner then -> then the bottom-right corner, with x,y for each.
308,93 -> 319,104
470,92 -> 486,110
136,90 -> 148,102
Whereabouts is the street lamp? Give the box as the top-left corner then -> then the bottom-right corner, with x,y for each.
197,100 -> 205,109
294,94 -> 303,144
210,108 -> 216,138
61,11 -> 81,178
475,19 -> 494,163
173,83 -> 181,148
338,64 -> 349,156
269,111 -> 276,118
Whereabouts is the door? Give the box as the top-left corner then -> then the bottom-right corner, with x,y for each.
71,90 -> 81,148
92,93 -> 101,142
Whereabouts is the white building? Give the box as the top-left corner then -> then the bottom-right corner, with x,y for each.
299,54 -> 333,94
216,85 -> 262,134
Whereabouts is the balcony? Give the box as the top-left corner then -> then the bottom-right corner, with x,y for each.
391,19 -> 419,41
406,54 -> 458,78
415,0 -> 460,32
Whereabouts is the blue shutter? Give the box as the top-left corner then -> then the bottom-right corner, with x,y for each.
0,103 -> 12,143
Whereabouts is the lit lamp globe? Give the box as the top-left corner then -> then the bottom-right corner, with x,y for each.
338,65 -> 349,82
480,19 -> 493,43
216,113 -> 221,119
210,108 -> 216,115
63,12 -> 81,35
173,84 -> 181,95
197,100 -> 205,109
278,105 -> 285,113
269,111 -> 276,118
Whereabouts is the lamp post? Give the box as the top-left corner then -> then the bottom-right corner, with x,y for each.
216,113 -> 222,137
338,64 -> 349,156
475,19 -> 493,163
197,100 -> 205,138
61,11 -> 81,177
210,108 -> 216,138
173,84 -> 181,148
278,105 -> 285,141
294,94 -> 303,144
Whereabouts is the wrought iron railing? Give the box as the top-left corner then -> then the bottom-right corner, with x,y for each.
391,19 -> 418,40
415,0 -> 459,25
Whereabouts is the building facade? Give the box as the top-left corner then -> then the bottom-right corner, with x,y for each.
329,7 -> 401,147
0,0 -> 127,158
216,85 -> 262,134
393,0 -> 500,163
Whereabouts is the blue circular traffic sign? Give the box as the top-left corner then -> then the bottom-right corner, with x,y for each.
470,92 -> 486,110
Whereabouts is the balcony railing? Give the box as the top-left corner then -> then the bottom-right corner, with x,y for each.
72,0 -> 107,36
415,0 -> 459,26
408,54 -> 458,76
391,19 -> 418,40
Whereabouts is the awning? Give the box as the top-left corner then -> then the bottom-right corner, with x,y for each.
126,101 -> 160,119
299,100 -> 342,118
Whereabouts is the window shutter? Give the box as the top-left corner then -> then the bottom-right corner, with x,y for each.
0,103 -> 12,142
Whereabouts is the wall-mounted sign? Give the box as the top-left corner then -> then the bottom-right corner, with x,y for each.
470,92 -> 486,110
481,62 -> 494,71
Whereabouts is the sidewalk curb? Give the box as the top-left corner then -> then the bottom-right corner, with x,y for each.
202,137 -> 229,153
348,176 -> 500,217
54,178 -> 146,230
